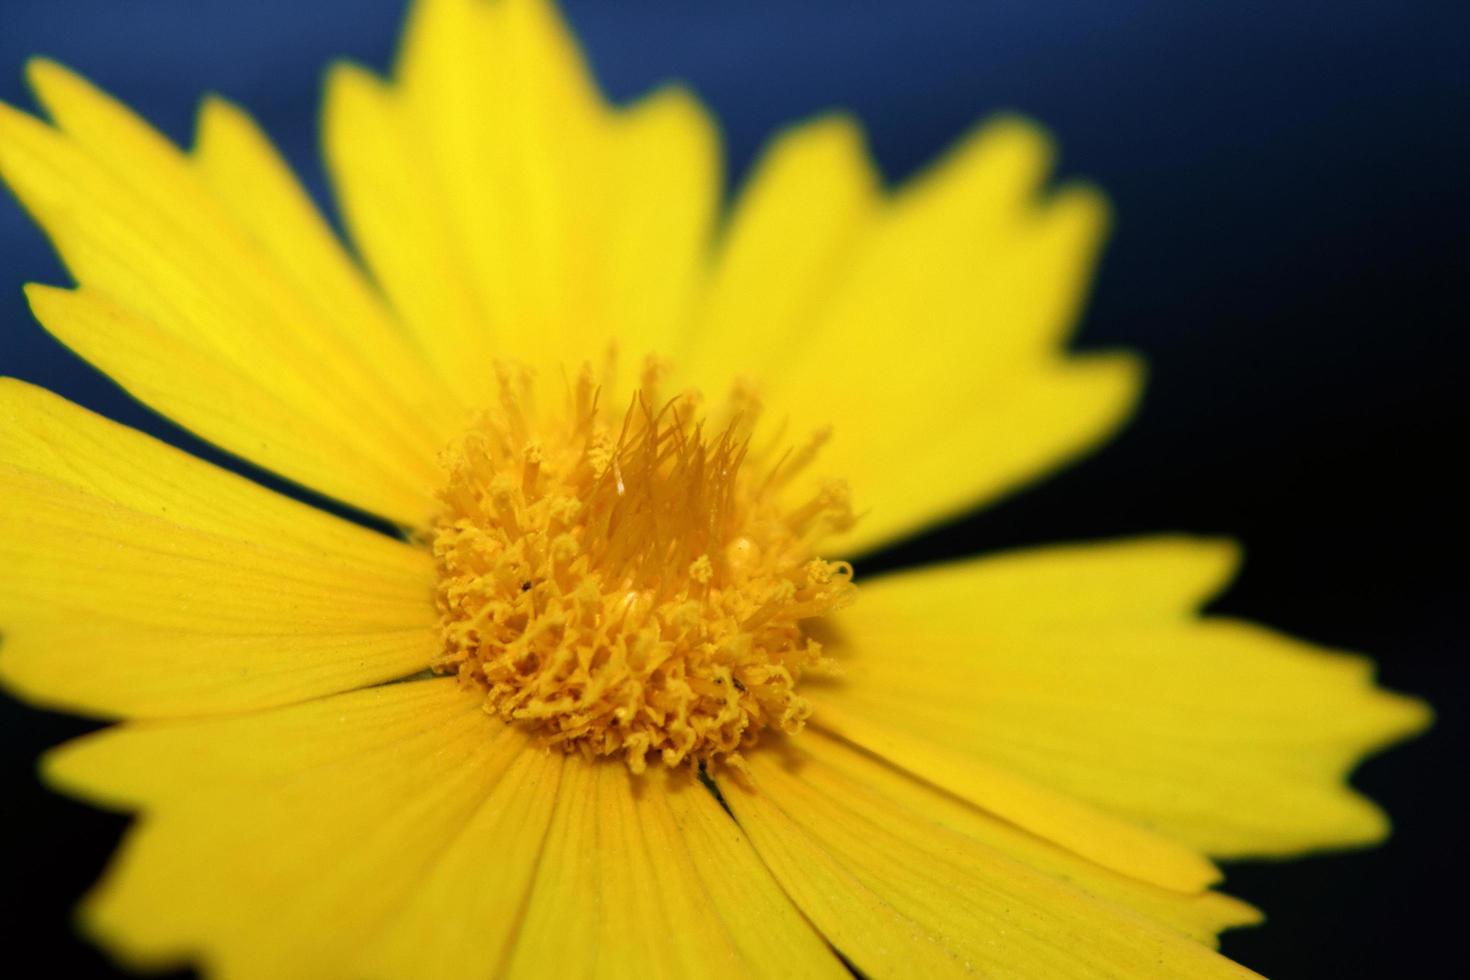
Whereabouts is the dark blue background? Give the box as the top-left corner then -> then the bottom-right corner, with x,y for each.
2,2 -> 1465,977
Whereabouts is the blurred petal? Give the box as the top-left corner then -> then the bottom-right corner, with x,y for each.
810,537 -> 1432,856
327,0 -> 719,401
192,95 -> 463,436
0,62 -> 446,524
47,680 -> 552,979
0,381 -> 435,717
322,60 -> 492,409
600,86 -> 721,374
680,114 -> 880,388
684,116 -> 1137,554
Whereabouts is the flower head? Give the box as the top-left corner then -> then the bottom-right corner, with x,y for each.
0,0 -> 1429,977
432,368 -> 856,772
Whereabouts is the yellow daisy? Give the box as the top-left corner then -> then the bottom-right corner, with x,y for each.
0,0 -> 1429,977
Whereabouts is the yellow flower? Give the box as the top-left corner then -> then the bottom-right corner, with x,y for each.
0,0 -> 1429,977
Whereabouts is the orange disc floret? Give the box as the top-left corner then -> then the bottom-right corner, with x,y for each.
432,364 -> 856,773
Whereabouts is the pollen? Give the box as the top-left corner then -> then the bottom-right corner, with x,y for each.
431,363 -> 857,774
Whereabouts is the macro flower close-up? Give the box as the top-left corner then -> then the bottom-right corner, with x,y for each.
1,1 -> 1460,978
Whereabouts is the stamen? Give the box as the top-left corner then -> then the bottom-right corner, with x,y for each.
431,366 -> 856,773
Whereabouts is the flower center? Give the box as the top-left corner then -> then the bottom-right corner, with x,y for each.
430,362 -> 856,774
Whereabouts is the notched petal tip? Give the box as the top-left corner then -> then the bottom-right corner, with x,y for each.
1067,346 -> 1149,431
1188,535 -> 1245,593
23,57 -> 126,136
968,110 -> 1058,169
324,56 -> 386,89
1139,534 -> 1246,612
906,109 -> 1059,206
1344,680 -> 1434,774
1213,893 -> 1267,939
22,55 -> 73,107
21,279 -> 74,313
74,858 -> 198,978
1385,688 -> 1435,739
191,92 -> 246,148
1327,690 -> 1431,850
772,110 -> 873,163
319,60 -> 398,143
976,109 -> 1058,158
618,80 -> 724,181
1043,177 -> 1115,246
36,733 -> 131,812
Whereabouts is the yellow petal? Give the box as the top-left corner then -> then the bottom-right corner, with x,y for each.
722,736 -> 1261,979
392,0 -> 606,366
192,95 -> 463,437
682,114 -> 1138,555
0,380 -> 435,717
328,0 -> 720,399
599,85 -> 721,372
52,680 -> 842,979
811,700 -> 1220,893
321,61 -> 495,410
504,758 -> 846,979
801,731 -> 1259,945
810,351 -> 1142,555
47,680 -> 556,980
679,114 -> 880,389
355,738 -> 565,980
811,537 -> 1432,857
0,62 -> 447,525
